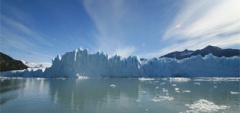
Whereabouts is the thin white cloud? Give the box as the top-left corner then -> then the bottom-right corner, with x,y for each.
112,47 -> 136,58
163,0 -> 240,40
83,0 -> 136,57
1,15 -> 52,46
143,0 -> 240,58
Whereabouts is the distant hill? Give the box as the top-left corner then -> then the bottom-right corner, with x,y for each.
0,52 -> 28,72
161,45 -> 240,60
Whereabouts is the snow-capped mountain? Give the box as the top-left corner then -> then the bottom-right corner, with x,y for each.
21,61 -> 52,68
161,45 -> 240,60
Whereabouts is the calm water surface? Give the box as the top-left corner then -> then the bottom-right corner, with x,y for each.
0,77 -> 239,113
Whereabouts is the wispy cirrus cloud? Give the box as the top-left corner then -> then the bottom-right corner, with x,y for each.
1,15 -> 52,47
83,0 -> 136,57
0,4 -> 53,62
143,0 -> 240,58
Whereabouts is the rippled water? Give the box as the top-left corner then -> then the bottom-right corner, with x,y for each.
0,77 -> 239,113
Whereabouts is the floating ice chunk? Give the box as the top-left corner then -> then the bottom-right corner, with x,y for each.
135,99 -> 140,102
110,84 -> 116,88
138,78 -> 155,81
155,87 -> 159,89
162,88 -> 167,93
36,77 -> 44,80
194,82 -> 201,85
170,78 -> 191,82
184,99 -> 229,113
182,90 -> 191,93
172,84 -> 177,87
213,86 -> 217,88
76,74 -> 89,80
142,91 -> 147,93
160,82 -> 165,85
175,88 -> 180,93
230,91 -> 239,95
151,96 -> 174,102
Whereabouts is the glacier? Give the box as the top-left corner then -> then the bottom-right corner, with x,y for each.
1,48 -> 239,77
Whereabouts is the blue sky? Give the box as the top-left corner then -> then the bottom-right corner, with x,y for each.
1,0 -> 240,62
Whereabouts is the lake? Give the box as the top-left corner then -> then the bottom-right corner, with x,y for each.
0,77 -> 239,113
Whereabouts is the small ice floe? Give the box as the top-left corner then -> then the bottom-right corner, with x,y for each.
213,86 -> 217,88
175,88 -> 180,93
145,108 -> 148,113
184,99 -> 229,113
110,84 -> 116,88
230,91 -> 239,95
182,90 -> 191,93
36,77 -> 44,80
76,74 -> 88,80
170,77 -> 191,82
142,91 -> 147,93
138,78 -> 155,81
194,82 -> 201,85
160,82 -> 165,85
155,86 -> 159,89
135,99 -> 140,102
57,77 -> 66,80
162,88 -> 168,93
172,84 -> 177,87
151,96 -> 174,102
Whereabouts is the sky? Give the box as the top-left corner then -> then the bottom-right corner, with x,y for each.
1,0 -> 240,62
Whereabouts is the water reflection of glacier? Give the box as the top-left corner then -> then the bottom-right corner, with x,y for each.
0,77 -> 239,113
47,78 -> 239,113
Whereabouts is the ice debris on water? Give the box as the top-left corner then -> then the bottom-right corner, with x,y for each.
175,88 -> 180,93
138,78 -> 155,81
170,77 -> 191,82
182,90 -> 191,93
194,82 -> 201,85
172,84 -> 177,87
151,96 -> 174,102
110,84 -> 116,88
230,91 -> 239,95
184,99 -> 229,113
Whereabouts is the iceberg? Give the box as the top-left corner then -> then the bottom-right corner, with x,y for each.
1,48 -> 239,78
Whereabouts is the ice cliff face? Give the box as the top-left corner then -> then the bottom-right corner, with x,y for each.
1,48 -> 239,77
42,48 -> 239,77
44,49 -> 141,77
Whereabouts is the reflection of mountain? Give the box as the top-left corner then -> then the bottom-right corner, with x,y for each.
0,79 -> 24,104
48,79 -> 139,112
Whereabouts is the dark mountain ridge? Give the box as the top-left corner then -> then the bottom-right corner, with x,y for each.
161,45 -> 240,60
0,52 -> 28,72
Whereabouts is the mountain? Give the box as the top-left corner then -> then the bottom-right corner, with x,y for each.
21,61 -> 51,68
0,52 -> 28,72
161,45 -> 240,60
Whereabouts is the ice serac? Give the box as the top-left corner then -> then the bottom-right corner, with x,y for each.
44,49 -> 141,77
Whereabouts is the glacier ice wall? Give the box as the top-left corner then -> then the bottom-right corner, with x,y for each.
1,49 -> 239,77
44,49 -> 141,77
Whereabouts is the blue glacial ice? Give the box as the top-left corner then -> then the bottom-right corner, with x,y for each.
1,48 -> 239,77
